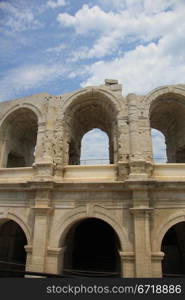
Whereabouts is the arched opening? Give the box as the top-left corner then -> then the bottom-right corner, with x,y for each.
161,222 -> 185,277
150,93 -> 185,162
0,108 -> 38,168
151,129 -> 167,162
80,129 -> 109,165
63,218 -> 121,277
64,92 -> 118,165
0,220 -> 27,277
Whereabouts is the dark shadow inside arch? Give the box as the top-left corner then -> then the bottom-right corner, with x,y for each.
0,108 -> 38,168
0,220 -> 27,277
161,222 -> 185,277
7,153 -> 26,168
63,218 -> 121,277
150,93 -> 185,163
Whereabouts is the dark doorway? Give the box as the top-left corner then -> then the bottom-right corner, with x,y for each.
7,153 -> 26,168
161,222 -> 185,277
64,218 -> 121,276
0,220 -> 27,277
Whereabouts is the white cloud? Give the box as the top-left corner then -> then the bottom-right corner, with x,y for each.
70,32 -> 121,61
79,2 -> 185,95
0,1 -> 40,32
0,63 -> 67,101
98,0 -> 174,13
46,44 -> 66,53
57,4 -> 120,34
81,37 -> 185,95
57,2 -> 178,36
47,0 -> 66,9
57,2 -> 185,61
97,0 -> 143,13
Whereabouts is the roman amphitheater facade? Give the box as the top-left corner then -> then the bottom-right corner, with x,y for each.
0,79 -> 185,277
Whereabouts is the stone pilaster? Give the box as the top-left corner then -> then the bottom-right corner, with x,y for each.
127,93 -> 140,161
151,252 -> 165,278
117,118 -> 130,163
117,117 -> 130,180
130,207 -> 153,277
117,162 -> 129,181
33,162 -> 54,180
30,206 -> 53,273
119,251 -> 135,277
46,247 -> 66,274
0,137 -> 9,168
24,245 -> 33,272
127,93 -> 150,179
34,121 -> 46,164
29,183 -> 54,273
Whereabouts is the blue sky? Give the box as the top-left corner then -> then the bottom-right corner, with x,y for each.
0,0 -> 184,162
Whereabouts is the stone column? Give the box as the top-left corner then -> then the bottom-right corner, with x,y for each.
34,121 -> 46,164
30,206 -> 52,273
117,118 -> 130,180
53,121 -> 65,178
119,251 -> 135,277
127,93 -> 140,160
29,183 -> 53,273
127,93 -> 149,179
0,137 -> 9,167
34,96 -> 57,178
151,252 -> 164,278
24,245 -> 33,271
130,207 -> 153,277
139,117 -> 153,162
34,121 -> 54,179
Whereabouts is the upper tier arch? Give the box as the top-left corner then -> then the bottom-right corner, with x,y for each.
141,85 -> 185,117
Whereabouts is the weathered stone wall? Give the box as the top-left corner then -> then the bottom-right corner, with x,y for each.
0,80 -> 185,277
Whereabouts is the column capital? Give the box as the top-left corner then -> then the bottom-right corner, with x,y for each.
47,247 -> 66,256
130,207 -> 154,216
24,245 -> 33,253
151,252 -> 165,261
31,206 -> 53,215
119,251 -> 135,262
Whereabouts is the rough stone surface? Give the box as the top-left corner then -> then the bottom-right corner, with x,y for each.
0,80 -> 185,277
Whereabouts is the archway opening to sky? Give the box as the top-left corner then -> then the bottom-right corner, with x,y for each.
150,93 -> 185,163
151,129 -> 167,163
80,128 -> 109,165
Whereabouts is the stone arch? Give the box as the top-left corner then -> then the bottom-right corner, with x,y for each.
61,88 -> 122,165
0,214 -> 30,276
0,103 -> 42,127
50,207 -> 130,276
152,211 -> 185,253
0,106 -> 39,167
0,212 -> 31,244
50,207 -> 130,252
142,85 -> 185,162
142,85 -> 185,116
62,87 -> 123,114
